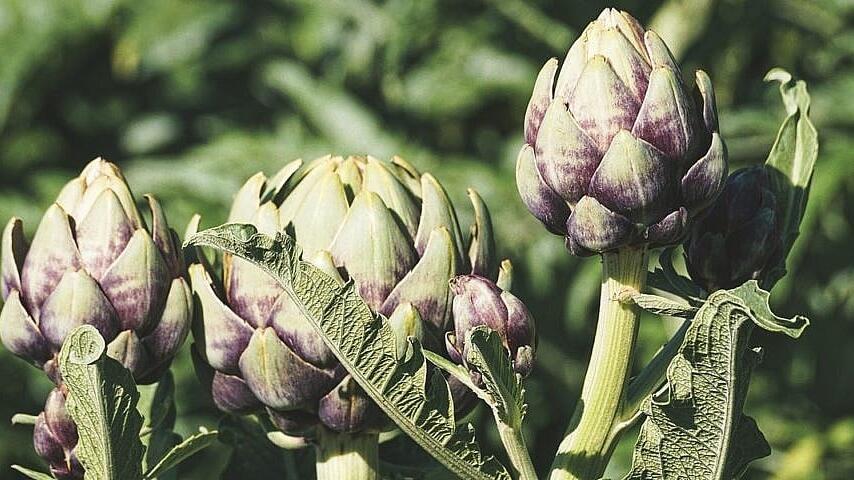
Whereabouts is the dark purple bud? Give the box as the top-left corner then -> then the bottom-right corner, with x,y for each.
685,166 -> 781,291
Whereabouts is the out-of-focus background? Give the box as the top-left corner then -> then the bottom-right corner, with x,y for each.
0,0 -> 851,478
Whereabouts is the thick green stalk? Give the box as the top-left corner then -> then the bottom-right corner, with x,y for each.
497,422 -> 538,480
549,247 -> 648,480
315,428 -> 379,480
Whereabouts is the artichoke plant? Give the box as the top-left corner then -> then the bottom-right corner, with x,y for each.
685,166 -> 781,292
33,388 -> 81,480
446,274 -> 536,378
189,154 -> 496,435
0,158 -> 191,384
516,8 -> 728,256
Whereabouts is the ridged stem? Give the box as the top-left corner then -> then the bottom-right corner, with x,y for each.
549,247 -> 648,480
315,428 -> 379,480
497,421 -> 538,480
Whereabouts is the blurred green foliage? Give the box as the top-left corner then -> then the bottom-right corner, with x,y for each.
0,0 -> 852,478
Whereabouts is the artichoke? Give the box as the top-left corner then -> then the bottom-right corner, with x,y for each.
0,158 -> 191,384
685,166 -> 781,292
446,274 -> 536,378
33,388 -> 82,480
189,154 -> 495,435
516,8 -> 728,256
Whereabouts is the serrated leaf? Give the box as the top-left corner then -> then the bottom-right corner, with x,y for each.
11,465 -> 55,480
622,292 -> 698,319
729,281 -> 809,338
58,325 -> 145,480
762,68 -> 818,287
143,429 -> 218,479
625,281 -> 810,480
464,327 -> 526,429
185,223 -> 511,480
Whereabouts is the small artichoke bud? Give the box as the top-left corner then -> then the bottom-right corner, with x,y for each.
516,8 -> 728,256
685,166 -> 781,291
33,388 -> 82,480
189,155 -> 496,435
0,158 -> 191,384
446,275 -> 537,378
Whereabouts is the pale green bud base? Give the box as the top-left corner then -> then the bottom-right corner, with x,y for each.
315,428 -> 379,480
550,247 -> 649,480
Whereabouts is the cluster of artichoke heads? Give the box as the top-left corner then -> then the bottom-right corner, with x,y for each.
0,155 -> 538,475
188,154 -> 536,435
0,158 -> 191,478
516,8 -> 728,256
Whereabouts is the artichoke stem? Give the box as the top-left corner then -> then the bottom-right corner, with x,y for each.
315,428 -> 379,480
497,421 -> 539,480
550,247 -> 648,480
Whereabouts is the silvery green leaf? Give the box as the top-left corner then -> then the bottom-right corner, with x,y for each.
185,223 -> 511,480
137,372 -> 180,480
762,69 -> 818,288
143,429 -> 218,479
464,327 -> 526,430
58,325 -> 145,480
10,465 -> 55,480
625,281 -> 809,479
622,291 -> 698,319
729,281 -> 809,338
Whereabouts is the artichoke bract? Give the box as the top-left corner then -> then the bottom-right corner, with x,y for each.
33,388 -> 82,480
189,154 -> 496,435
516,8 -> 728,256
446,275 -> 536,378
685,166 -> 781,292
0,158 -> 191,384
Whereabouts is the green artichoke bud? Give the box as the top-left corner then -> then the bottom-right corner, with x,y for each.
0,158 -> 192,384
446,274 -> 537,377
685,166 -> 781,292
33,388 -> 82,480
189,155 -> 496,435
516,8 -> 728,255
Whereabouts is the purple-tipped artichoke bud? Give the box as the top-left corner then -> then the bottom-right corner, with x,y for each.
685,166 -> 781,292
33,388 -> 83,480
189,155 -> 496,435
516,8 -> 728,256
446,274 -> 537,378
0,158 -> 191,384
